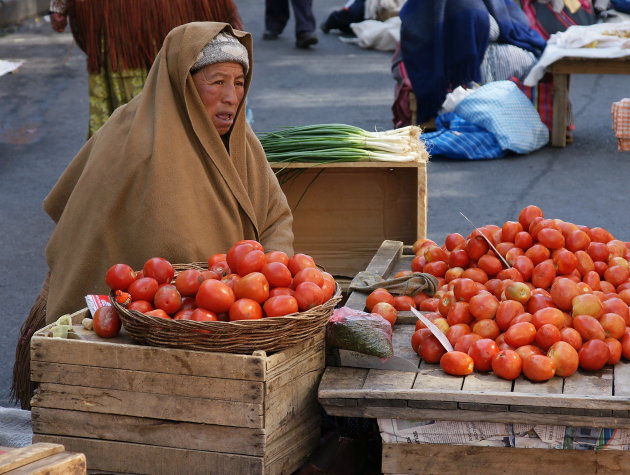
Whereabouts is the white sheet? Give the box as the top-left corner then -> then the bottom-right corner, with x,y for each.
523,21 -> 630,86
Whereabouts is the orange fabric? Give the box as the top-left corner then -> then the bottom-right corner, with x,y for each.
42,22 -> 294,322
612,98 -> 630,151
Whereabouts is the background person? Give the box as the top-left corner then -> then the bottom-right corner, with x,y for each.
263,0 -> 319,48
12,22 -> 294,409
48,0 -> 244,137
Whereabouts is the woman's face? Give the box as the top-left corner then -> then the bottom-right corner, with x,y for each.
192,62 -> 245,136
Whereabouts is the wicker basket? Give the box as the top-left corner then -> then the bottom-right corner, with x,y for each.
111,263 -> 342,354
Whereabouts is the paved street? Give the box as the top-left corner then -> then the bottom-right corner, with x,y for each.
1,0 -> 629,407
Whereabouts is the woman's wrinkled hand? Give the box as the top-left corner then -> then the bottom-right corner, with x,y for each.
50,13 -> 68,33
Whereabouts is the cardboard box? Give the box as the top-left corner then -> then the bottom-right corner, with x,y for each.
271,162 -> 427,277
30,309 -> 324,475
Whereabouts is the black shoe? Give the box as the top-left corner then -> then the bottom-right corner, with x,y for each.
263,30 -> 280,40
296,31 -> 318,49
320,21 -> 330,34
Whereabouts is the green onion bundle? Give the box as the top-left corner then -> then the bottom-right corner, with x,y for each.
258,124 -> 428,163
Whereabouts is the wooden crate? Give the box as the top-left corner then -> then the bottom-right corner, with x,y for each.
30,309 -> 325,475
319,240 -> 630,474
270,161 -> 427,278
0,443 -> 86,474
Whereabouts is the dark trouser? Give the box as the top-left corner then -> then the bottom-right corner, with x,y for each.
265,0 -> 316,34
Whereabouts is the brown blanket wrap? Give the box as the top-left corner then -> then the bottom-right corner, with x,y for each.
12,23 -> 294,408
43,21 -> 294,323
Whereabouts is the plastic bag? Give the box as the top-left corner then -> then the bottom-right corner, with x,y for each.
326,306 -> 394,358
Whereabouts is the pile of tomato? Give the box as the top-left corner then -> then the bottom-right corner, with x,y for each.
366,205 -> 630,382
96,240 -> 336,338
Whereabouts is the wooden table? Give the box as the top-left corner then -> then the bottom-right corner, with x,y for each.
318,240 -> 630,474
549,56 -> 630,147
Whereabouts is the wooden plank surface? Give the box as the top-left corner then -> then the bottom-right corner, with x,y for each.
32,383 -> 264,428
32,435 -> 263,475
382,442 -> 630,475
31,334 -> 268,381
5,451 -> 86,475
0,443 -> 65,474
31,361 -> 265,404
549,57 -> 630,75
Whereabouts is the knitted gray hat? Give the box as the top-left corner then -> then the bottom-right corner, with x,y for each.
191,32 -> 249,75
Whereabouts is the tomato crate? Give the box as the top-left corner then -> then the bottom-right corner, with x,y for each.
318,240 -> 630,475
270,161 -> 427,278
30,309 -> 325,475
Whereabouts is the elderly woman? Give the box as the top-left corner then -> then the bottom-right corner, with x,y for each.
12,22 -> 294,408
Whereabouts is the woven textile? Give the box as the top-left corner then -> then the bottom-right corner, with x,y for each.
612,98 -> 630,151
454,80 -> 549,153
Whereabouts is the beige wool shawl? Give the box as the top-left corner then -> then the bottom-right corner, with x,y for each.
42,22 -> 294,323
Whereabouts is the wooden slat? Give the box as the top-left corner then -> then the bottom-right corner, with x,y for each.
4,451 -> 85,475
317,366 -> 367,408
31,383 -> 264,428
30,361 -> 265,404
321,404 -> 630,429
32,435 -> 262,475
391,324 -> 420,363
265,338 -> 324,391
382,442 -> 630,475
549,57 -> 630,75
318,367 -> 630,410
361,370 -> 417,408
31,407 -> 268,457
0,443 -> 65,474
344,240 -> 403,310
31,335 -> 267,381
614,360 -> 630,396
513,375 -> 563,394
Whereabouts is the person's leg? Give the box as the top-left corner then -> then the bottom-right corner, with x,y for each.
264,0 -> 290,39
291,0 -> 318,48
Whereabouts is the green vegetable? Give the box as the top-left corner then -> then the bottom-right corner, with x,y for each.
259,124 -> 428,163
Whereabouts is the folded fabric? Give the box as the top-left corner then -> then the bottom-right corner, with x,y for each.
454,80 -> 549,153
422,113 -> 505,159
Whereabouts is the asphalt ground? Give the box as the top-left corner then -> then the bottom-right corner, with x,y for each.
1,0 -> 629,407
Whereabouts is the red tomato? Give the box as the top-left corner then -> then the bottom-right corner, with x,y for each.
226,243 -> 255,273
261,262 -> 293,288
393,295 -> 416,311
622,333 -> 630,360
522,354 -> 556,381
294,281 -> 325,311
105,264 -> 136,291
573,315 -> 606,341
578,339 -> 610,371
128,277 -> 159,302
207,253 -> 227,268
175,269 -> 204,297
559,327 -> 583,350
234,239 -> 264,252
173,309 -> 194,320
605,337 -> 622,365
467,338 -> 499,372
180,296 -> 197,310
547,341 -> 579,377
190,308 -> 218,322
515,344 -> 543,361
372,302 -> 397,326
365,289 -> 395,312
445,323 -> 471,346
321,272 -> 337,301
196,279 -> 235,313
269,287 -> 295,297
264,295 -> 299,317
491,349 -> 522,380
143,257 -> 174,284
145,309 -> 171,319
128,300 -> 154,313
153,284 -> 182,315
504,322 -> 537,347
200,270 -> 220,281
419,334 -> 447,363
535,323 -> 561,351
440,351 -> 474,376
265,251 -> 290,266
234,272 -> 270,303
454,333 -> 483,353
288,253 -> 317,276
518,205 -> 544,229
210,260 -> 231,278
292,267 -> 324,288
221,273 -> 241,290
236,249 -> 266,276
229,298 -> 263,321
93,306 -> 122,338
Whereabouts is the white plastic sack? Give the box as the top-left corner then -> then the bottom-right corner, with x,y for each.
347,16 -> 401,51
